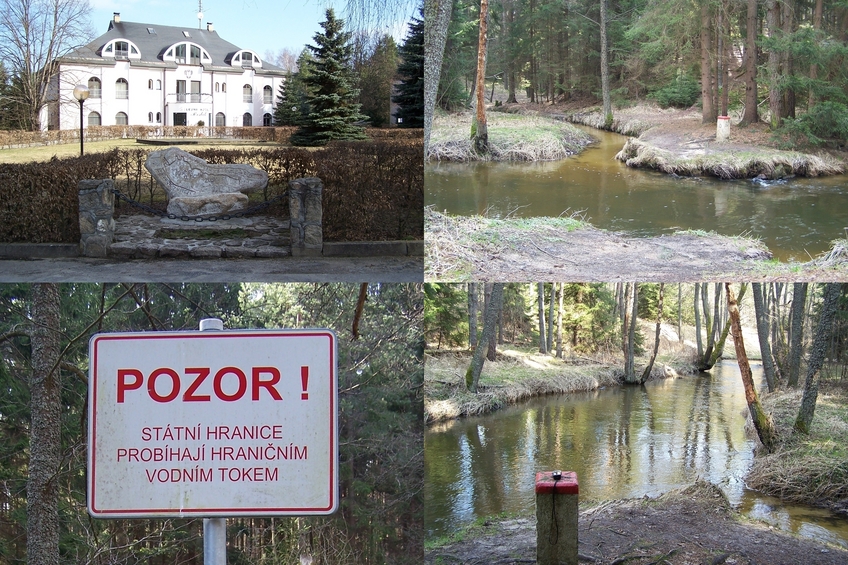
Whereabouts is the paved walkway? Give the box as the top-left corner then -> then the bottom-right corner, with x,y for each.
0,256 -> 422,282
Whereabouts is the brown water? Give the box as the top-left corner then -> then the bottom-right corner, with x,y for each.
424,361 -> 848,548
425,128 -> 848,261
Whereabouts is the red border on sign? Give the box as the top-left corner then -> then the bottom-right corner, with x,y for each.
89,330 -> 337,517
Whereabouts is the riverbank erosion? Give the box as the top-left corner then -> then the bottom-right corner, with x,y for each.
425,348 -> 693,424
425,209 -> 848,281
562,104 -> 846,179
427,111 -> 595,162
746,381 -> 848,516
424,481 -> 848,565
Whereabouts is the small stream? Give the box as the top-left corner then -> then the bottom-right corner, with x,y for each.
424,361 -> 848,549
425,127 -> 848,261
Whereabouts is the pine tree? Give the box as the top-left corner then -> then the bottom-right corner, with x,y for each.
393,6 -> 424,128
274,51 -> 313,126
291,9 -> 368,146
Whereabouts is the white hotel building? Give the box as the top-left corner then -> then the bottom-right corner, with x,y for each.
43,13 -> 286,131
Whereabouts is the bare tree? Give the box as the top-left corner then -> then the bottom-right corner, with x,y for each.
473,0 -> 489,153
599,0 -> 611,126
263,47 -> 300,72
424,0 -> 453,156
537,283 -> 547,354
0,0 -> 92,130
752,282 -> 778,392
623,283 -> 639,384
795,283 -> 842,434
468,282 -> 478,349
556,283 -> 563,359
787,283 -> 808,387
740,0 -> 758,125
28,283 -> 61,565
727,283 -> 776,452
641,283 -> 663,383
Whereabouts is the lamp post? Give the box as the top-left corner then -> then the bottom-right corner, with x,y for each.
72,84 -> 90,156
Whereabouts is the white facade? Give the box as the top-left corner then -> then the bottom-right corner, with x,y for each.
44,15 -> 285,131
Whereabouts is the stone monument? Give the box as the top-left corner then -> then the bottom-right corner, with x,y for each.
145,147 -> 269,217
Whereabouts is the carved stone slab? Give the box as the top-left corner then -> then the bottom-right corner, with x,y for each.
145,147 -> 268,216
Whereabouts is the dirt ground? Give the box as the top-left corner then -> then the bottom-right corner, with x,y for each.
425,209 -> 848,282
425,482 -> 848,565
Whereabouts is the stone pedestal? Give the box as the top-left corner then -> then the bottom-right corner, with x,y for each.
78,179 -> 115,257
289,177 -> 323,257
536,471 -> 578,565
716,116 -> 731,142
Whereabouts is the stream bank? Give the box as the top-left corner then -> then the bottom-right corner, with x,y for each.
424,482 -> 848,565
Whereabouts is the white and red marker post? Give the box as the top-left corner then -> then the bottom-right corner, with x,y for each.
88,318 -> 338,565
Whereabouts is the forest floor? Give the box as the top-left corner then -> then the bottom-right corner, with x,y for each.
424,481 -> 848,565
425,331 -> 701,424
425,208 -> 848,282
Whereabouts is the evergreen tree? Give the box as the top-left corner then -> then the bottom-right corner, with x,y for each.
274,50 -> 313,126
357,34 -> 399,127
393,6 -> 424,128
291,9 -> 368,146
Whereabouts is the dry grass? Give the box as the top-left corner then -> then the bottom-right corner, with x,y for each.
808,239 -> 848,269
567,106 -> 658,137
428,111 -> 594,162
746,383 -> 848,510
615,138 -> 845,179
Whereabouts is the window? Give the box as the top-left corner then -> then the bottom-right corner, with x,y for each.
156,112 -> 162,123
190,45 -> 201,65
148,112 -> 153,122
215,112 -> 225,127
115,78 -> 128,99
176,80 -> 186,102
263,113 -> 272,126
222,83 -> 227,93
88,77 -> 101,98
242,112 -> 252,126
115,41 -> 129,60
147,27 -> 156,34
156,80 -> 161,90
148,79 -> 153,89
87,111 -> 101,126
175,44 -> 186,64
131,45 -> 139,55
241,52 -> 253,68
263,85 -> 272,104
104,43 -> 113,53
242,84 -> 252,103
215,82 -> 219,92
115,112 -> 128,125
183,31 -> 191,37
191,81 -> 201,103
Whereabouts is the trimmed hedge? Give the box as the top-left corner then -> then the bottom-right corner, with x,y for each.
0,136 -> 423,244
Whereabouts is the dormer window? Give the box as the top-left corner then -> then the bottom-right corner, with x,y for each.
164,42 -> 210,65
232,50 -> 261,69
102,39 -> 140,59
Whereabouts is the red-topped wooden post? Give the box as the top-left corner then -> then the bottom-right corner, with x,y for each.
535,470 -> 578,565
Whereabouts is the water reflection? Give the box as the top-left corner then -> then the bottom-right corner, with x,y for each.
424,361 -> 848,548
425,128 -> 848,261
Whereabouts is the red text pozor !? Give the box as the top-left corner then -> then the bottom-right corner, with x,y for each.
116,367 -> 288,403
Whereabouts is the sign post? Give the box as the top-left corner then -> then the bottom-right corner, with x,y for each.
88,319 -> 338,562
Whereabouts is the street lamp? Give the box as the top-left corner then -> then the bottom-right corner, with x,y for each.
72,84 -> 90,156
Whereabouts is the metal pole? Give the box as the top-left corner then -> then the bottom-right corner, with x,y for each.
79,100 -> 84,156
199,318 -> 227,565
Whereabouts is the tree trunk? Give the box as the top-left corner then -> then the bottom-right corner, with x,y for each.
600,0 -> 612,125
694,283 -> 704,357
473,0 -> 489,154
809,0 -> 824,107
468,283 -> 478,349
623,283 -> 639,384
504,0 -> 518,104
547,284 -> 555,353
726,283 -> 777,452
700,2 -> 716,124
709,284 -> 747,368
28,284 -> 61,565
556,283 -> 564,359
741,0 -> 759,125
467,283 -> 504,392
487,284 -> 499,362
781,0 -> 795,119
424,0 -> 453,157
641,283 -> 664,383
766,0 -> 783,129
677,283 -> 683,342
752,283 -> 778,392
787,282 -> 808,387
720,8 -> 730,117
795,283 -> 842,433
538,283 -> 547,354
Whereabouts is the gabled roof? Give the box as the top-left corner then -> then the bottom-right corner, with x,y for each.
59,20 -> 284,74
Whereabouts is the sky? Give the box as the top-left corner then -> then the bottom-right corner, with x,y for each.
88,0 -> 417,60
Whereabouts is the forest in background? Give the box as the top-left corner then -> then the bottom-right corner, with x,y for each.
436,0 -> 848,146
0,283 -> 422,565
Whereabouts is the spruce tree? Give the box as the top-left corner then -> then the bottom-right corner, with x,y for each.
393,6 -> 424,128
274,51 -> 313,126
291,9 -> 368,146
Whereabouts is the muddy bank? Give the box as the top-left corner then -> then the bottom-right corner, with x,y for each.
425,209 -> 848,282
425,482 -> 848,565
